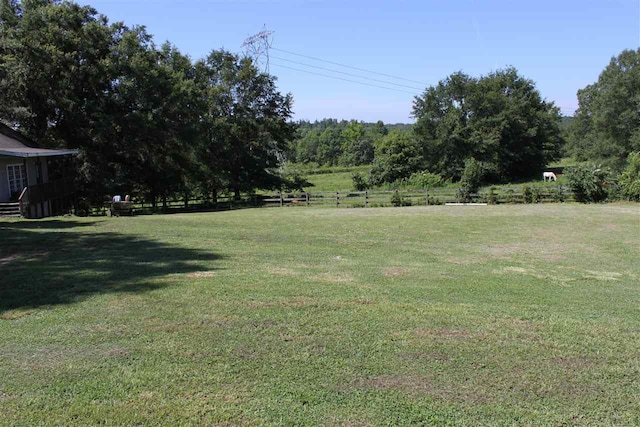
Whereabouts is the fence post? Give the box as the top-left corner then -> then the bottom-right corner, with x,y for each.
336,191 -> 339,207
306,192 -> 310,206
365,191 -> 368,208
425,189 -> 429,206
279,192 -> 283,207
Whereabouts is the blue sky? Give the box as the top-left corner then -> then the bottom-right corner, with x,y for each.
83,0 -> 639,123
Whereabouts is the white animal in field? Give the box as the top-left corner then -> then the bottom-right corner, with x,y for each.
543,172 -> 557,181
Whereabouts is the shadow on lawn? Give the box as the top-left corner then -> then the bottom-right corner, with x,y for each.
0,220 -> 222,312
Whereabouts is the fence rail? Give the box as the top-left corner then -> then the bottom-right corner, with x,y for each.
90,185 -> 573,216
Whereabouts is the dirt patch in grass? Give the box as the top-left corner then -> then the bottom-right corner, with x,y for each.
0,250 -> 49,266
583,270 -> 622,281
268,267 -> 298,276
364,375 -> 436,394
486,244 -> 521,257
313,272 -> 354,284
5,345 -> 131,371
185,271 -> 216,278
0,391 -> 16,401
358,375 -> 490,403
0,309 -> 34,320
383,267 -> 409,277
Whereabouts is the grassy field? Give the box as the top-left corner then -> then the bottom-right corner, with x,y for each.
301,165 -> 571,192
1,204 -> 639,425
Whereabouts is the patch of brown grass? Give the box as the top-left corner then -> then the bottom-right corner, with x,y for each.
383,267 -> 409,277
268,267 -> 298,276
313,272 -> 354,284
357,375 -> 490,403
0,309 -> 33,320
185,271 -> 216,278
0,391 -> 16,401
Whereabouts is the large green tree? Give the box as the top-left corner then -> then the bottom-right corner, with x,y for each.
194,50 -> 295,199
568,49 -> 640,169
413,68 -> 563,182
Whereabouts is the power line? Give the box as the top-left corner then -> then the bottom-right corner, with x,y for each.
270,63 -> 418,95
271,47 -> 428,86
270,55 -> 424,91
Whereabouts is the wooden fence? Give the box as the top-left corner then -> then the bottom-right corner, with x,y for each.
90,185 -> 573,216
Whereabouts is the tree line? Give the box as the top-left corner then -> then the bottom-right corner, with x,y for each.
0,0 -> 295,207
1,1 -> 638,205
291,50 -> 640,201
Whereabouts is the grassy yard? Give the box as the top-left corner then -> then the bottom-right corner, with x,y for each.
1,204 -> 639,425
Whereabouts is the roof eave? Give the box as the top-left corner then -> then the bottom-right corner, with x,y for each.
0,149 -> 79,158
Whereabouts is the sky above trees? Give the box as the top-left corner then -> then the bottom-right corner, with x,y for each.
83,0 -> 638,123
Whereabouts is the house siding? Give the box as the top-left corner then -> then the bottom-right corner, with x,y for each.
0,156 -> 42,202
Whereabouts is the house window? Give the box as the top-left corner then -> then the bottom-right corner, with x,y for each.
7,163 -> 27,195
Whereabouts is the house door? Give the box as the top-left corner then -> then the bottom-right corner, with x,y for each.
7,163 -> 27,197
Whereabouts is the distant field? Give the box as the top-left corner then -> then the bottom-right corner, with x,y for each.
302,163 -> 572,193
304,165 -> 370,192
1,204 -> 639,425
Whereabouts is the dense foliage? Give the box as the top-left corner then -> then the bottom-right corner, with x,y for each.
618,152 -> 640,201
413,68 -> 564,182
568,49 -> 640,170
564,164 -> 610,203
291,119 -> 394,166
0,0 -> 294,204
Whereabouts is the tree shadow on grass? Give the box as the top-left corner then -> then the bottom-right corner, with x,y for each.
0,220 -> 223,312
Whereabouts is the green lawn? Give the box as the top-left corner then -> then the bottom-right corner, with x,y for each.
1,204 -> 639,425
304,166 -> 370,192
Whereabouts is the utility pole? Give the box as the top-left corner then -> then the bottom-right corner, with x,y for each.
242,26 -> 274,73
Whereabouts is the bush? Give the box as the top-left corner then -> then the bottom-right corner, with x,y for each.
351,172 -> 369,191
531,187 -> 543,203
523,185 -> 533,203
456,158 -> 485,203
619,152 -> 640,201
504,188 -> 518,204
407,171 -> 444,188
550,187 -> 566,203
390,191 -> 411,207
564,164 -> 610,202
487,187 -> 497,205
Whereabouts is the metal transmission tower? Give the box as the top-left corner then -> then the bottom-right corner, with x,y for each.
242,27 -> 274,73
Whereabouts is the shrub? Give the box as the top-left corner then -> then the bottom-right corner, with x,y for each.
504,188 -> 518,204
390,191 -> 402,207
351,172 -> 369,191
550,187 -> 566,203
390,191 -> 411,207
407,171 -> 444,188
487,187 -> 497,205
523,185 -> 533,203
564,164 -> 610,202
531,187 -> 542,203
456,158 -> 485,203
619,152 -> 640,201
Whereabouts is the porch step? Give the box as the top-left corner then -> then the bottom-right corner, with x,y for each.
0,202 -> 21,217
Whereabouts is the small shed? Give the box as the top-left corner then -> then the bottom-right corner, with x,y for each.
0,124 -> 78,218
